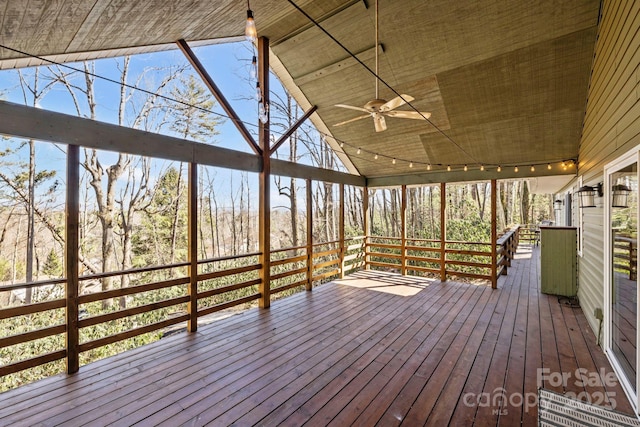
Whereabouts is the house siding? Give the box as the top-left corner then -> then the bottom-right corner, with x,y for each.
578,0 -> 640,334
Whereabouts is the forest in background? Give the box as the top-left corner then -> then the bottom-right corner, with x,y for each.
0,54 -> 553,392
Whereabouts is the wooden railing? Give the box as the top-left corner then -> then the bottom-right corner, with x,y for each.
1,227 -> 523,383
0,235 -> 369,381
365,226 -> 521,286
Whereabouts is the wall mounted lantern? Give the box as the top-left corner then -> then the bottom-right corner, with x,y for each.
612,184 -> 632,208
577,182 -> 603,208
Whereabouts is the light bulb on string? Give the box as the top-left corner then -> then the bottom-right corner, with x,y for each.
427,164 -> 431,170
497,166 -> 502,172
514,166 -> 519,172
255,82 -> 262,101
340,142 -> 344,148
392,158 -> 396,165
374,153 -> 379,160
463,165 -> 468,171
530,165 -> 535,172
447,165 -> 451,171
480,164 -> 485,171
547,163 -> 552,170
409,162 -> 413,168
245,4 -> 257,42
250,55 -> 257,79
357,147 -> 361,155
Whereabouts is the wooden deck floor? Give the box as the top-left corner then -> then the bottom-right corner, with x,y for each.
0,244 -> 635,426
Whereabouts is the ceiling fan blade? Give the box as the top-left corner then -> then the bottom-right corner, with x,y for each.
380,94 -> 415,112
384,110 -> 431,120
334,114 -> 370,126
335,104 -> 369,113
373,114 -> 387,132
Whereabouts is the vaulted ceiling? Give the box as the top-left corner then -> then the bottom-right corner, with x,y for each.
0,0 -> 599,184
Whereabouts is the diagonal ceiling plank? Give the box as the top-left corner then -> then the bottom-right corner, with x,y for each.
176,39 -> 262,156
294,44 -> 383,86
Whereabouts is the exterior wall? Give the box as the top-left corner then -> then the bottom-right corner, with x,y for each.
578,0 -> 640,334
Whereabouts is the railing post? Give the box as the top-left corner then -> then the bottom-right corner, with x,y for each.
401,184 -> 407,275
187,162 -> 198,332
440,182 -> 447,282
363,186 -> 370,270
258,36 -> 271,308
339,183 -> 345,278
66,144 -> 80,374
491,179 -> 497,288
306,179 -> 313,290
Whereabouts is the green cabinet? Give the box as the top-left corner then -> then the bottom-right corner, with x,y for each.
540,226 -> 577,297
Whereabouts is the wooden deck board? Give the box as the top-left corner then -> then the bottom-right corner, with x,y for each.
0,245 -> 636,426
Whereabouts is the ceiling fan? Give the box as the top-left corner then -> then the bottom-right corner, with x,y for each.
333,0 -> 431,133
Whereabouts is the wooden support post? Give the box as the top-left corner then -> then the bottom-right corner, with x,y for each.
65,144 -> 80,374
306,179 -> 313,290
440,182 -> 447,282
401,184 -> 407,275
187,163 -> 198,331
363,187 -> 370,270
491,179 -> 498,289
339,183 -> 346,278
258,36 -> 271,308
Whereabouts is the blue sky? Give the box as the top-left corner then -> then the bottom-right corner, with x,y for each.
0,40 -> 327,208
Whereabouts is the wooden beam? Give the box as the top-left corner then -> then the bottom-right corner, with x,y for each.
66,144 -> 80,374
258,37 -> 271,309
271,159 -> 365,186
176,39 -> 261,156
187,163 -> 198,331
270,105 -> 317,155
491,179 -> 498,289
0,101 -> 367,187
440,182 -> 447,282
270,0 -> 364,46
401,184 -> 407,276
294,44 -> 383,86
306,179 -> 313,291
339,183 -> 345,278
0,100 -> 261,172
366,167 -> 575,187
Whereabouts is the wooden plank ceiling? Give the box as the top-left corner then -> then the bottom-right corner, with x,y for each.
0,0 -> 599,182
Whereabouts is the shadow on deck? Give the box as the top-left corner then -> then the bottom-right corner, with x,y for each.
0,244 -> 634,426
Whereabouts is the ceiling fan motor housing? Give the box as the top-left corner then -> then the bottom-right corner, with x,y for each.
364,99 -> 387,112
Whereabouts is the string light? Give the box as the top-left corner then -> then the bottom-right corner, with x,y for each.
463,164 -> 468,171
374,153 -> 378,160
7,35 -> 583,175
357,147 -> 361,154
245,2 -> 257,42
447,165 -> 451,171
514,166 -> 519,172
409,162 -> 413,168
255,82 -> 261,101
392,158 -> 396,164
530,165 -> 535,172
250,55 -> 257,79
